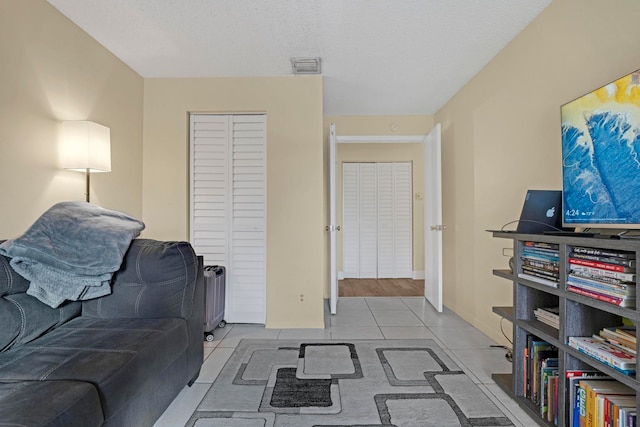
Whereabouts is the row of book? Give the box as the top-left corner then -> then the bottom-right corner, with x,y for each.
568,331 -> 636,376
518,241 -> 560,288
541,356 -> 559,424
598,326 -> 637,356
567,370 -> 636,427
567,246 -> 636,309
524,335 -> 559,424
525,333 -> 638,426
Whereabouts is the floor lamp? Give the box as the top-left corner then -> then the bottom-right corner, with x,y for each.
61,121 -> 111,203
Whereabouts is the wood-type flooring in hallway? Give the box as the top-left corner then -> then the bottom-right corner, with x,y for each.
338,278 -> 424,297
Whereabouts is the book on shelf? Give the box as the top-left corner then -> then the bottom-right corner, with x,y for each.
592,334 -> 637,356
518,272 -> 559,288
523,244 -> 559,253
569,270 -> 636,291
604,394 -> 636,427
523,265 -> 560,280
534,351 -> 558,406
569,264 -> 636,282
525,336 -> 558,406
566,285 -> 635,308
568,336 -> 636,375
523,247 -> 560,260
523,343 -> 529,397
567,275 -> 635,297
599,327 -> 636,354
578,379 -> 635,427
550,374 -> 558,424
614,326 -> 637,343
568,257 -> 635,273
566,370 -> 606,427
572,246 -> 635,260
522,258 -> 559,272
524,241 -> 559,250
524,336 -> 555,401
540,357 -> 558,420
522,252 -> 559,264
570,252 -> 636,267
613,325 -> 636,338
534,307 -> 560,329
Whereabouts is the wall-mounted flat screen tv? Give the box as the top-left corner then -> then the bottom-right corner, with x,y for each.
561,69 -> 640,229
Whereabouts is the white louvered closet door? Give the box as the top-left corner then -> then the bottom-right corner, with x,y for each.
190,114 -> 266,324
376,163 -> 395,278
342,162 -> 412,279
342,163 -> 360,278
358,163 -> 378,279
191,115 -> 229,267
392,163 -> 413,278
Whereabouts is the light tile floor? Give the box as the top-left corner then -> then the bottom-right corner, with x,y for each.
153,297 -> 538,427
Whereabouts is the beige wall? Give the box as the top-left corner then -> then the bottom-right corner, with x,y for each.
142,76 -> 324,328
0,0 -> 144,238
322,116 -> 433,293
8,0 -> 640,338
435,0 -> 640,345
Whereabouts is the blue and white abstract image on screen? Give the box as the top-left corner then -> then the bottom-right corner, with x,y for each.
561,70 -> 640,227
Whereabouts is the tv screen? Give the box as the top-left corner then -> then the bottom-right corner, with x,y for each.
561,69 -> 640,228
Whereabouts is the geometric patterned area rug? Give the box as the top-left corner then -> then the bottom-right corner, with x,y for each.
186,339 -> 514,427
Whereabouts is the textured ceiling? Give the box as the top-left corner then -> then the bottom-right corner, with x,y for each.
47,0 -> 552,115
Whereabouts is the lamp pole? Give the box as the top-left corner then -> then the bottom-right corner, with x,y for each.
85,168 -> 90,203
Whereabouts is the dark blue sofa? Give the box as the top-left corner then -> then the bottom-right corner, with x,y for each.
0,239 -> 204,427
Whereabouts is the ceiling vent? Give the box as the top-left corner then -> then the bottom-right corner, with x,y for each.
291,57 -> 321,75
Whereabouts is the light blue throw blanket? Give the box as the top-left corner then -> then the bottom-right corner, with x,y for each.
0,201 -> 145,308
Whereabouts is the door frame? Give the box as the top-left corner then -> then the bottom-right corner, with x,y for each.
329,125 -> 442,313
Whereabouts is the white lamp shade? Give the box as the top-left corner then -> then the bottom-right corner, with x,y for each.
61,121 -> 111,172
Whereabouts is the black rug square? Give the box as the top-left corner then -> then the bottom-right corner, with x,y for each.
270,367 -> 332,408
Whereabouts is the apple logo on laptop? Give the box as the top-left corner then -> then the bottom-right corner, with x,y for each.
546,207 -> 556,218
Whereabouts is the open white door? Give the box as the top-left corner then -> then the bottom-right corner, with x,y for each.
329,123 -> 338,314
424,124 -> 443,312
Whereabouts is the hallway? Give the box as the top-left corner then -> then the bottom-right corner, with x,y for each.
339,278 -> 424,297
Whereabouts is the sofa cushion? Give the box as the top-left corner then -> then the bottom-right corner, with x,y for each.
82,239 -> 198,319
0,254 -> 29,296
0,316 -> 188,420
0,294 -> 80,352
0,252 -> 82,352
0,380 -> 103,427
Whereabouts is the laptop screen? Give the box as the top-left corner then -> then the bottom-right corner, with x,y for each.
516,190 -> 564,234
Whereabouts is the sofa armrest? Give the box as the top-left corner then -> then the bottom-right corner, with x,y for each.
82,239 -> 198,320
